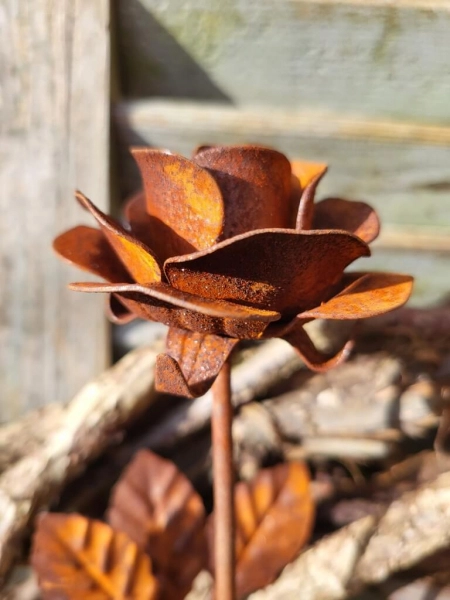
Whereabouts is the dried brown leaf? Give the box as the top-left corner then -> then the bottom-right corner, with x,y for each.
108,450 -> 207,600
209,461 -> 315,599
31,513 -> 159,600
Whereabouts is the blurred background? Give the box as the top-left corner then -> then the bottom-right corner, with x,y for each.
1,0 -> 449,422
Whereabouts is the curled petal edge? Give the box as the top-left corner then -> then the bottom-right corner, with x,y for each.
298,272 -> 414,320
165,228 -> 370,317
283,320 -> 354,372
53,225 -> 131,283
296,167 -> 328,231
156,329 -> 239,398
76,191 -> 162,284
105,294 -> 137,325
290,160 -> 328,190
313,197 -> 381,244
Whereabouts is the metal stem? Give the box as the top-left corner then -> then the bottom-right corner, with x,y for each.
211,359 -> 236,600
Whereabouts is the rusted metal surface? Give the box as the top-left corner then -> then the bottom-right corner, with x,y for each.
54,144 -> 414,399
211,360 -> 236,600
157,329 -> 239,398
209,462 -> 315,600
108,450 -> 208,599
53,224 -> 130,283
132,149 -> 224,259
312,197 -> 380,243
32,514 -> 160,600
68,281 -> 279,340
295,168 -> 328,231
165,229 -> 370,317
194,146 -> 292,239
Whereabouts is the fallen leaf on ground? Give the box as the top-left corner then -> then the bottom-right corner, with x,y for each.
31,512 -> 159,599
209,461 -> 315,599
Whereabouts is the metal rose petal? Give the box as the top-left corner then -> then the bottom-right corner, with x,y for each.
312,197 -> 381,243
290,160 -> 328,190
132,148 -> 224,259
155,355 -> 194,398
298,272 -> 414,320
296,168 -> 328,231
76,191 -> 161,284
53,225 -> 130,282
165,229 -> 370,318
123,190 -> 155,249
194,145 -> 293,238
155,328 -> 239,398
124,189 -> 197,264
106,294 -> 137,325
68,281 -> 280,339
282,319 -> 354,372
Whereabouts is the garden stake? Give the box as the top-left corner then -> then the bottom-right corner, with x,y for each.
211,359 -> 235,600
53,144 -> 414,595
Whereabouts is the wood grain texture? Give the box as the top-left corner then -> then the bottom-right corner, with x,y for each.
0,0 -> 110,421
116,0 -> 450,123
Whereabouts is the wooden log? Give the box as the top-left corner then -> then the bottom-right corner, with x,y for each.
0,0 -> 111,420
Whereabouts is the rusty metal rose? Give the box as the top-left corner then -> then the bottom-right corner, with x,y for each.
54,145 -> 413,397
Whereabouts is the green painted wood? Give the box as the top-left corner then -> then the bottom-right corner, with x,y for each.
116,0 -> 450,124
0,0 -> 111,421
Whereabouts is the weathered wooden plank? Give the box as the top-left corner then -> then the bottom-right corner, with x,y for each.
0,1 -> 110,421
116,0 -> 450,123
116,100 -> 450,241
